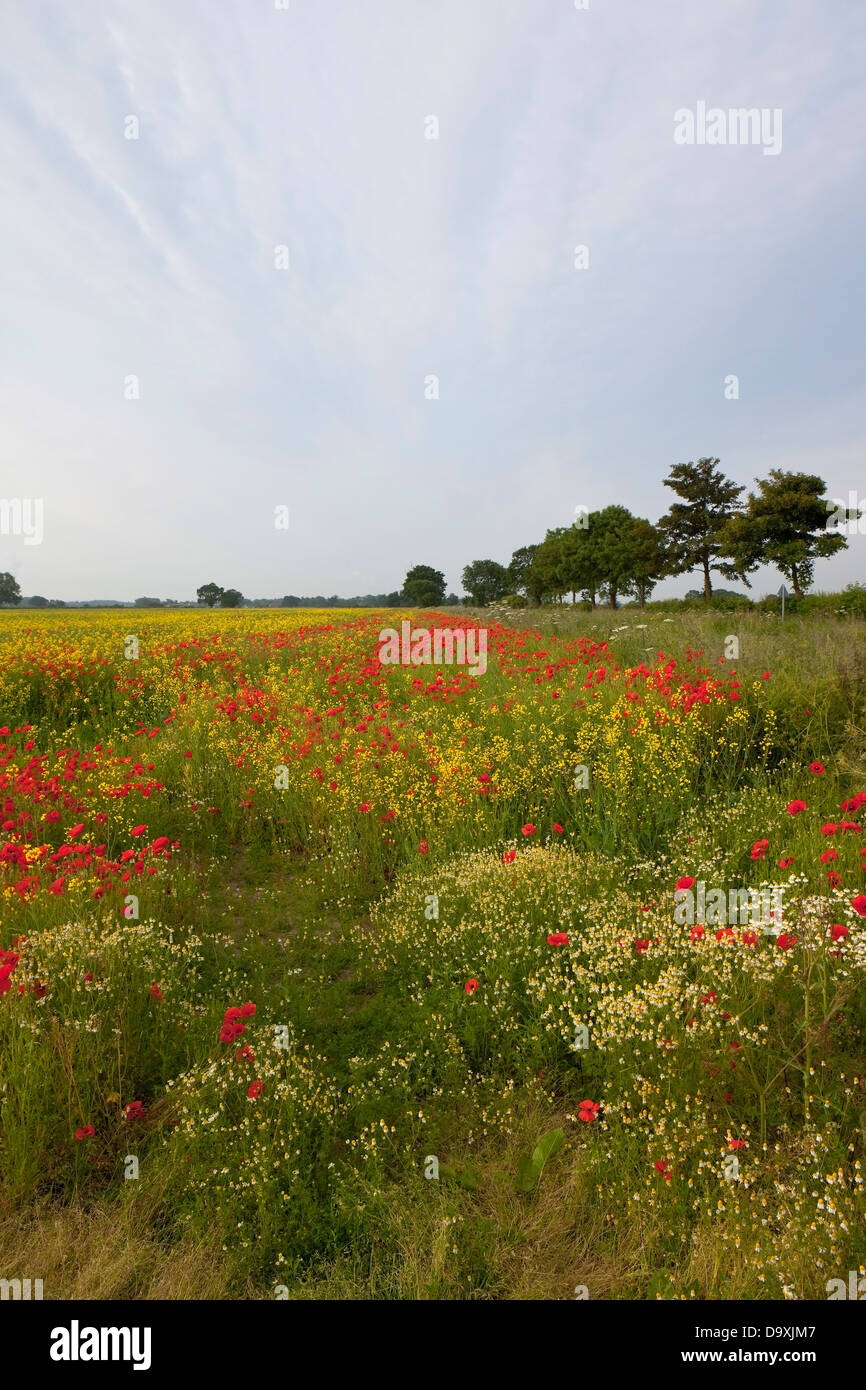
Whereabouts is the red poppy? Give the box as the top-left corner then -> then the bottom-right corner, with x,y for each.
464,978 -> 478,994
820,849 -> 838,863
634,937 -> 650,954
851,894 -> 866,916
786,801 -> 807,815
778,856 -> 794,869
149,984 -> 163,1000
821,823 -> 838,836
418,840 -> 429,854
240,1002 -> 256,1018
675,876 -> 695,891
131,825 -> 146,836
502,849 -> 517,864
552,823 -> 564,834
547,932 -> 569,946
810,762 -> 825,774
75,1125 -> 95,1140
740,930 -> 758,946
578,1099 -> 600,1123
831,924 -> 849,942
124,1101 -> 144,1119
690,925 -> 705,942
776,932 -> 797,951
521,823 -> 536,836
247,1081 -> 263,1099
728,1139 -> 747,1150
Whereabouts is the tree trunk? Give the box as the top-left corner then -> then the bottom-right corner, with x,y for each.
702,554 -> 712,601
610,585 -> 618,609
791,563 -> 803,598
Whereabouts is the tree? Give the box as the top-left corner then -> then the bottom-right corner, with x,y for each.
402,565 -> 446,607
720,470 -> 852,598
0,573 -> 21,606
657,457 -> 753,599
506,545 -> 540,598
220,588 -> 244,608
134,597 -> 163,607
461,559 -> 509,606
624,518 -> 667,607
25,595 -> 48,608
197,582 -> 224,608
588,505 -> 640,609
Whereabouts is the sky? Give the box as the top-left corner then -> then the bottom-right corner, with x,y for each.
1,0 -> 864,602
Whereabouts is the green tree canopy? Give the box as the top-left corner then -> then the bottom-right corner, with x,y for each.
0,573 -> 22,606
197,582 -> 224,608
720,470 -> 851,597
402,565 -> 446,607
461,559 -> 510,606
657,457 -> 752,599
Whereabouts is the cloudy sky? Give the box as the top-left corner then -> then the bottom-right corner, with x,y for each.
1,0 -> 864,601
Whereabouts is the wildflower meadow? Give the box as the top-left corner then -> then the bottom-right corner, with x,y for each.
1,602 -> 864,1302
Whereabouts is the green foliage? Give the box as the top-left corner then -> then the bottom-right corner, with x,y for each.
514,1128 -> 565,1193
721,470 -> 851,597
403,565 -> 446,606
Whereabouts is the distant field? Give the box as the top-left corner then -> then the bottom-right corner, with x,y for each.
1,605 -> 865,1299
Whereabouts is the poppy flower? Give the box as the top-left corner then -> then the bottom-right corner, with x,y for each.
547,932 -> 569,946
821,823 -> 838,836
67,824 -> 84,838
776,932 -> 797,951
131,825 -> 146,836
740,930 -> 758,946
634,937 -> 650,954
786,801 -> 807,815
552,823 -> 564,834
578,1099 -> 600,1123
124,1101 -> 144,1119
247,1081 -> 263,1099
690,925 -> 705,942
675,876 -> 695,891
464,978 -> 478,994
358,802 -> 371,813
75,1125 -> 95,1140
831,924 -> 849,942
502,850 -> 517,864
851,894 -> 866,916
728,1140 -> 747,1150
827,871 -> 843,888
820,849 -> 838,863
240,1002 -> 256,1018
521,823 -> 536,836
778,857 -> 794,869
810,762 -> 825,774
418,840 -> 429,854
149,984 -> 163,1000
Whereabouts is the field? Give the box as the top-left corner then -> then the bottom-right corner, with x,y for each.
1,604 -> 865,1301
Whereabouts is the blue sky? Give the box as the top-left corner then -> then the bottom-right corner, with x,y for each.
1,0 -> 864,600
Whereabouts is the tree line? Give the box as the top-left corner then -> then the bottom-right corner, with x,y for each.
451,461 -> 857,608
